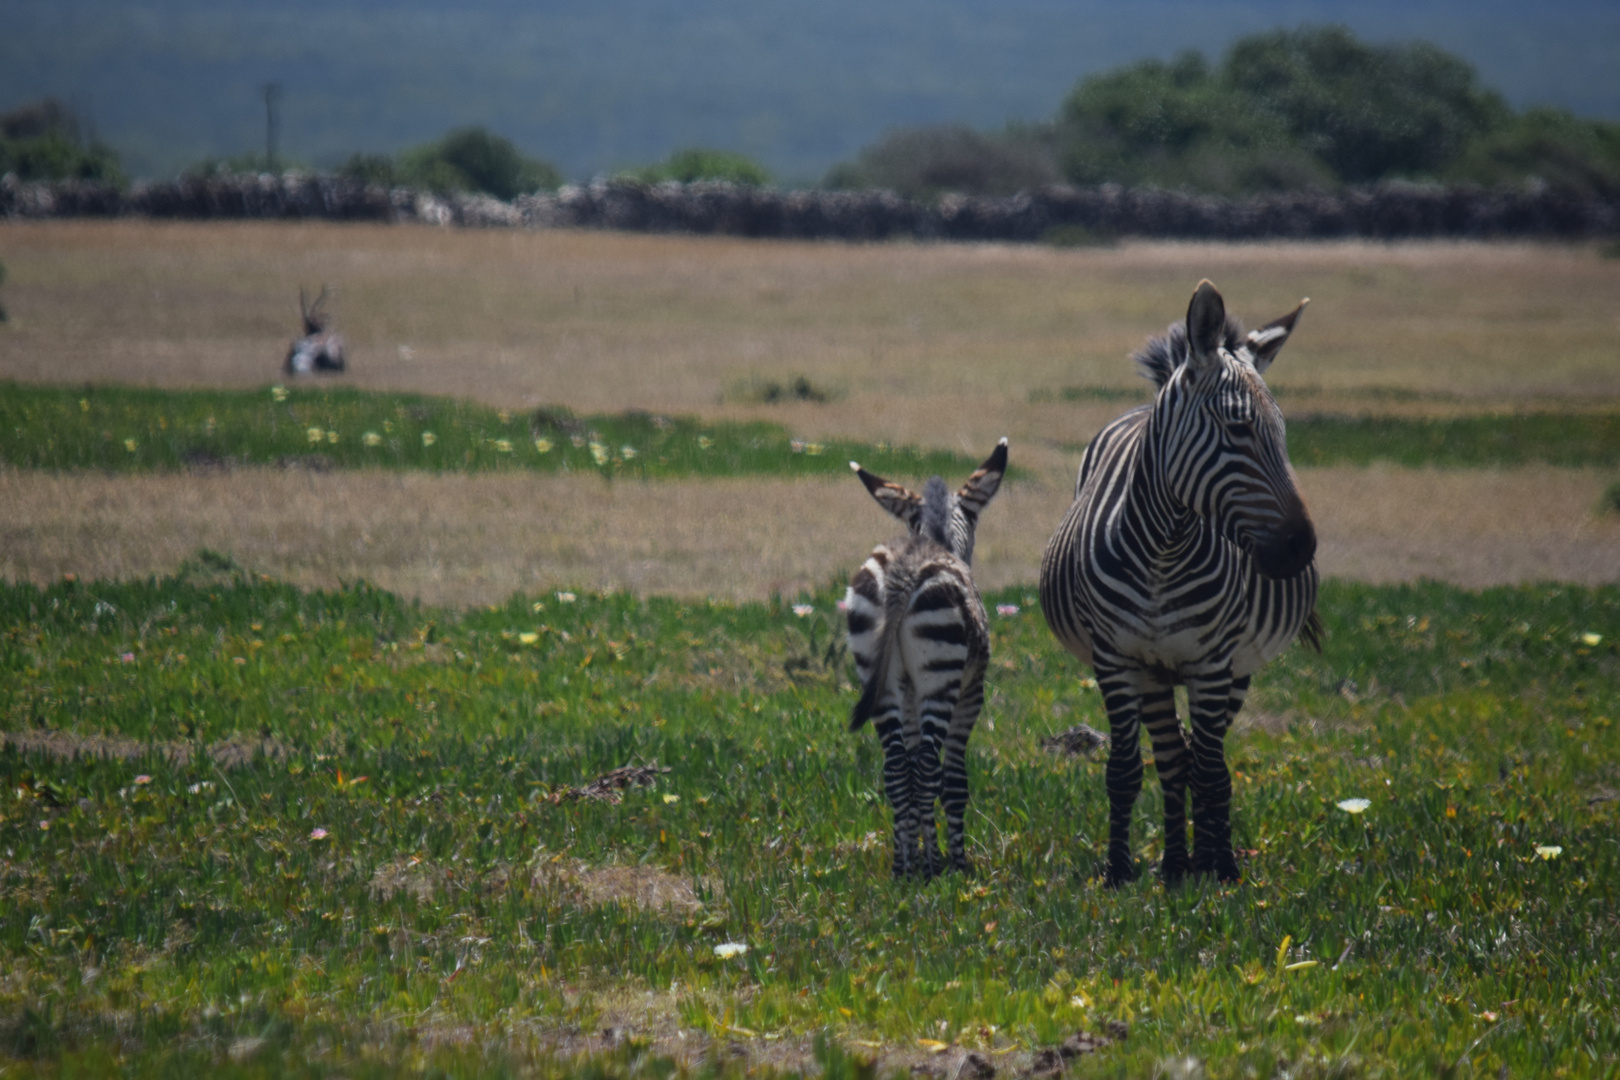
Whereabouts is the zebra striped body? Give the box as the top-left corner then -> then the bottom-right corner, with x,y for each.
1040,281 -> 1319,886
844,440 -> 1006,877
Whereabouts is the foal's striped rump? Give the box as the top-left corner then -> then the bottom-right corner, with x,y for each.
844,441 -> 1006,878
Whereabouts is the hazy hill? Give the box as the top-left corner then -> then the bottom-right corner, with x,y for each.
4,0 -> 1619,183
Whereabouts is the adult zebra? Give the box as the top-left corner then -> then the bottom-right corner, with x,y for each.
1040,280 -> 1320,887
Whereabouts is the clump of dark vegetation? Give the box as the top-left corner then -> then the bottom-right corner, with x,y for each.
627,148 -> 771,186
339,126 -> 563,199
823,124 -> 1057,200
0,98 -> 124,185
827,25 -> 1620,198
724,374 -> 839,405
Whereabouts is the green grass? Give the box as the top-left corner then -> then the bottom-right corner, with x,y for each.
1045,395 -> 1620,468
0,383 -> 981,479
1,558 -> 1617,1077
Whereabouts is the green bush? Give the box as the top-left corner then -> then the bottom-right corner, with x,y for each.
1446,107 -> 1620,199
1047,23 -> 1620,196
1224,26 -> 1510,183
0,98 -> 124,185
1057,51 -> 1330,194
630,147 -> 770,186
340,128 -> 562,199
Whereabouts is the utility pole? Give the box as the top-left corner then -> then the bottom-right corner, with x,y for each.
262,82 -> 283,173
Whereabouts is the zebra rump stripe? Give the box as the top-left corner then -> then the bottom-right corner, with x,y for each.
1040,280 -> 1320,887
844,439 -> 1006,878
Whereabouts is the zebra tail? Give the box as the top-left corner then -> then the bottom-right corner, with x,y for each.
849,587 -> 908,731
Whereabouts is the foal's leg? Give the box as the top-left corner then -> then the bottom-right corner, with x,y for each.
871,684 -> 919,878
940,658 -> 985,874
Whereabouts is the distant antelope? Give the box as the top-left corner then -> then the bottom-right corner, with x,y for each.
284,286 -> 346,375
844,438 -> 1007,877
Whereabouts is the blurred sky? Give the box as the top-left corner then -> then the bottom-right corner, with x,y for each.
4,0 -> 1618,182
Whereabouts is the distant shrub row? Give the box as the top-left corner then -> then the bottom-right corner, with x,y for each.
825,26 -> 1620,201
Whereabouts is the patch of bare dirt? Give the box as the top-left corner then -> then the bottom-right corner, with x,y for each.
4,465 -> 1617,609
534,859 -> 709,916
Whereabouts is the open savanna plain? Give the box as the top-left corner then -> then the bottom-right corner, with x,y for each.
0,222 -> 1618,1077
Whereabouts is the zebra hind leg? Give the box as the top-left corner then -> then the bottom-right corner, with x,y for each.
914,718 -> 948,878
1139,683 -> 1191,886
940,662 -> 984,875
872,702 -> 920,878
1186,674 -> 1245,882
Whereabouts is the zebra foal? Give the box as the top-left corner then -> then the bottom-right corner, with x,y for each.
1041,281 -> 1320,887
844,439 -> 1007,878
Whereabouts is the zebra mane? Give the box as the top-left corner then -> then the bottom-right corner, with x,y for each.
1133,315 -> 1250,389
920,476 -> 951,547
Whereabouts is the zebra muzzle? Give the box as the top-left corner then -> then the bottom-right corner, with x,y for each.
1252,522 -> 1316,579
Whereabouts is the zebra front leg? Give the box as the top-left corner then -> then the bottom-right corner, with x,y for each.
1139,682 -> 1192,886
940,661 -> 985,875
1095,659 -> 1145,887
1186,673 -> 1242,882
872,703 -> 921,878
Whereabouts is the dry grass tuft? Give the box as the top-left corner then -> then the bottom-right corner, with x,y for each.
535,859 -> 709,915
2,728 -> 288,767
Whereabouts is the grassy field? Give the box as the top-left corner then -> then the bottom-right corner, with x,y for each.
2,224 -> 1620,1076
1,563 -> 1616,1077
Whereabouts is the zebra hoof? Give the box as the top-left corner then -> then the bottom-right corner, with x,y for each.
1102,861 -> 1138,889
1191,851 -> 1241,884
1159,854 -> 1189,887
951,857 -> 974,877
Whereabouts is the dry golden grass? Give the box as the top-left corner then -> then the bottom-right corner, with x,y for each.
4,464 -> 1616,607
4,222 -> 1617,599
3,222 -> 1618,456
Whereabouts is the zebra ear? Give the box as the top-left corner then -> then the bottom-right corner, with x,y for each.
1185,279 -> 1226,372
957,437 -> 1008,512
851,461 -> 922,528
1246,298 -> 1308,375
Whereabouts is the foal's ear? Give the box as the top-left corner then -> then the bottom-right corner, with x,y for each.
958,437 -> 1008,515
851,461 -> 922,528
1185,279 -> 1227,371
1245,298 -> 1308,375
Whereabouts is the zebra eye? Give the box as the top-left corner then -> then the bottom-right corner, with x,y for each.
1224,420 -> 1253,437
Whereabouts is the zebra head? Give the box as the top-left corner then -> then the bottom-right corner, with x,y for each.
1141,280 -> 1315,580
849,437 -> 1008,565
